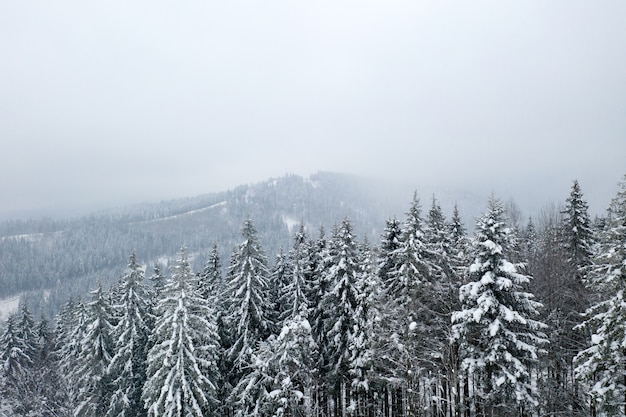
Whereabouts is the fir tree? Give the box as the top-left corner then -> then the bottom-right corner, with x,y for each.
562,179 -> 595,277
199,243 -> 222,304
0,313 -> 26,412
231,311 -> 317,417
574,175 -> 626,416
142,248 -> 221,417
452,196 -> 547,416
73,282 -> 116,417
106,252 -> 153,417
278,225 -> 312,321
149,262 -> 167,300
377,217 -> 403,293
224,219 -> 274,373
319,218 -> 372,414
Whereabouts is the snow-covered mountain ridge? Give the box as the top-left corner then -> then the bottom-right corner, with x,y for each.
0,171 -> 485,319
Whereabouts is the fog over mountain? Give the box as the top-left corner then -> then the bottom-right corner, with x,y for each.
1,0 -> 625,221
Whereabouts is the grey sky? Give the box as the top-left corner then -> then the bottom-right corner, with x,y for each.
1,0 -> 625,219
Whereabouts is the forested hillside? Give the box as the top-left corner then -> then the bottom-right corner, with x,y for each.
0,172 -> 481,319
1,174 -> 624,416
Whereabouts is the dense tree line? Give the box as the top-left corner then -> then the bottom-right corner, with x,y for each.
2,176 -> 625,416
0,173 -> 405,309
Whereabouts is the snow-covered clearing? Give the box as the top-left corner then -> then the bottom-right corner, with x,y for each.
0,293 -> 20,323
138,201 -> 227,224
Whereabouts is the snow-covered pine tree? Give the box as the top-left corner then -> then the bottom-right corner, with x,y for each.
278,224 -> 312,322
149,262 -> 167,300
106,252 -> 153,417
270,249 -> 290,326
34,313 -> 69,416
574,175 -> 626,416
0,313 -> 25,413
56,297 -> 88,405
424,197 -> 463,415
451,196 -> 547,417
529,205 -> 588,415
371,217 -> 407,414
377,217 -> 403,293
307,226 -> 333,414
142,248 -> 221,417
198,243 -> 222,304
385,192 -> 440,415
73,282 -> 116,417
10,302 -> 56,416
320,218 -> 371,415
231,310 -> 317,417
562,180 -> 595,278
389,193 -> 435,308
224,219 -> 274,374
449,202 -> 470,283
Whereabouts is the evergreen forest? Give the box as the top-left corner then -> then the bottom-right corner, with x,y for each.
2,174 -> 626,417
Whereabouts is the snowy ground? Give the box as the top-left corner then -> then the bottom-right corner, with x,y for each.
0,293 -> 20,323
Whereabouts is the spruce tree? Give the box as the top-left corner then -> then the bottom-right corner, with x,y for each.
142,248 -> 221,417
73,282 -> 116,416
199,243 -> 222,304
224,219 -> 274,373
319,218 -> 372,415
278,225 -> 312,321
452,196 -> 547,416
574,176 -> 626,416
106,252 -> 153,417
562,179 -> 595,277
0,313 -> 26,413
231,311 -> 317,417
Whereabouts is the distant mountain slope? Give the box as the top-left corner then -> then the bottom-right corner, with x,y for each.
0,172 -> 485,319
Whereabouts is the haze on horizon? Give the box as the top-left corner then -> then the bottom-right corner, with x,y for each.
1,1 -> 625,220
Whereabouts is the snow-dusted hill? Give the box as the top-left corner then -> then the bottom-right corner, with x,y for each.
0,172 -> 486,319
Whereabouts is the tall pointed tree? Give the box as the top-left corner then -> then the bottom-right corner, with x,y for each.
199,244 -> 223,304
224,219 -> 274,373
142,248 -> 221,417
562,179 -> 595,278
574,175 -> 626,416
73,282 -> 116,417
107,252 -> 153,417
278,224 -> 312,321
452,196 -> 547,416
319,218 -> 372,415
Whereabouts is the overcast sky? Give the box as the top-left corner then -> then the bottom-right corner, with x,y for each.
1,0 -> 625,220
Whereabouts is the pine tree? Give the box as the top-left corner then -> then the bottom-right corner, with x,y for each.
574,175 -> 626,416
106,252 -> 153,417
224,219 -> 274,373
142,248 -> 221,417
529,204 -> 589,415
319,218 -> 372,415
562,180 -> 595,278
35,314 -> 69,416
377,217 -> 403,293
73,282 -> 116,416
231,311 -> 317,417
199,244 -> 222,304
271,249 -> 290,325
424,196 -> 462,416
452,196 -> 547,416
278,225 -> 312,321
149,262 -> 167,300
389,193 -> 435,308
0,313 -> 26,413
449,202 -> 470,283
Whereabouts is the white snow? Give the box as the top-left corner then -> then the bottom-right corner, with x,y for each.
282,215 -> 300,233
137,201 -> 227,224
0,293 -> 20,323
